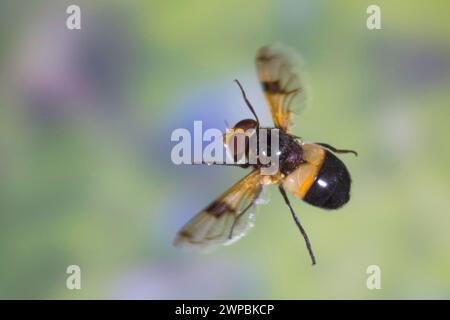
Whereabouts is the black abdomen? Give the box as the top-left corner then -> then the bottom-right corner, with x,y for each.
304,151 -> 351,209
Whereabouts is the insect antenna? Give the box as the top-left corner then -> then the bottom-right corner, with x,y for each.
224,119 -> 231,130
279,185 -> 316,265
234,79 -> 260,126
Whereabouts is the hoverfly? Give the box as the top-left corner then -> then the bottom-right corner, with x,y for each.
173,44 -> 357,265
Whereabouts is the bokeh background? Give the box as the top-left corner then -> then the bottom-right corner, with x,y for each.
1,0 -> 450,299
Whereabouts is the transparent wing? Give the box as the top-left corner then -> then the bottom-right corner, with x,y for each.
256,44 -> 307,132
173,170 -> 262,251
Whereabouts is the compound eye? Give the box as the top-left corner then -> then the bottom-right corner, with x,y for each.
224,119 -> 258,162
233,119 -> 258,131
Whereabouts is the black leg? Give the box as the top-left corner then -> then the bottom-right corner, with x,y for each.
279,185 -> 316,265
315,142 -> 358,157
228,202 -> 254,240
234,79 -> 260,126
191,161 -> 250,168
228,187 -> 262,240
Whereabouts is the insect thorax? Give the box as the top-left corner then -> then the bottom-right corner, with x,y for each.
277,130 -> 304,176
254,128 -> 304,176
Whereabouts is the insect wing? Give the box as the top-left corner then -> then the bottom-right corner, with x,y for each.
256,44 -> 307,132
173,170 -> 262,251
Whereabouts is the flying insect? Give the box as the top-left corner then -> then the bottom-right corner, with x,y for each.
173,44 -> 357,265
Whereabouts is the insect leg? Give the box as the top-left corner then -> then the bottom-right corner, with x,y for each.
228,187 -> 262,240
191,161 -> 250,168
315,142 -> 358,157
279,185 -> 316,265
228,201 -> 254,240
234,79 -> 260,126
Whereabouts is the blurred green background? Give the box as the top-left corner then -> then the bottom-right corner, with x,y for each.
1,0 -> 450,299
